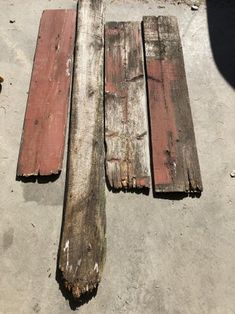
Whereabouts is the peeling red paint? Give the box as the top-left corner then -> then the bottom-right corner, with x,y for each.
144,16 -> 202,193
146,58 -> 178,185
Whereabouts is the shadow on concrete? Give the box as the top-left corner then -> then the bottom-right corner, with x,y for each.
16,173 -> 60,184
153,191 -> 201,200
207,0 -> 235,89
17,172 -> 63,206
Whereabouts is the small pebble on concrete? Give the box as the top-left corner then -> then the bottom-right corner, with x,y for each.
230,170 -> 235,178
191,5 -> 199,11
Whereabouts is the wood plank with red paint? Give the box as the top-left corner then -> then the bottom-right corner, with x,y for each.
105,22 -> 150,189
143,16 -> 202,193
17,9 -> 76,176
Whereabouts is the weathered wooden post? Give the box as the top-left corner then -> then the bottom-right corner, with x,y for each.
58,0 -> 106,298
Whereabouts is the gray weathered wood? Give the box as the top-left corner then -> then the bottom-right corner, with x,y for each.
143,16 -> 203,193
105,22 -> 150,189
58,0 -> 106,298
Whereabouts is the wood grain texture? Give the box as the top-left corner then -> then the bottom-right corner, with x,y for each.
105,22 -> 150,189
58,0 -> 106,299
143,16 -> 202,193
17,9 -> 76,176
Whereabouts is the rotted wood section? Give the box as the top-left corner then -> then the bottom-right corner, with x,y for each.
143,16 -> 202,193
58,0 -> 106,299
17,9 -> 76,176
105,22 -> 150,189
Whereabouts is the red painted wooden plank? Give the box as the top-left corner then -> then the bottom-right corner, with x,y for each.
143,16 -> 202,193
17,9 -> 76,176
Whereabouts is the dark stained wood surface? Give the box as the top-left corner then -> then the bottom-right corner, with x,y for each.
58,0 -> 106,299
17,9 -> 76,176
143,16 -> 202,193
105,22 -> 150,189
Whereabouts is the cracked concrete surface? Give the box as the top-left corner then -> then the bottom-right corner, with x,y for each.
0,0 -> 235,313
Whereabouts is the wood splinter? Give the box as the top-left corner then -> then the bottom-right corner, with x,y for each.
58,0 -> 106,298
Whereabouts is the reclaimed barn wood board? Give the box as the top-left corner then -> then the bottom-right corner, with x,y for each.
17,9 -> 76,176
105,22 -> 150,189
58,0 -> 106,299
143,16 -> 202,193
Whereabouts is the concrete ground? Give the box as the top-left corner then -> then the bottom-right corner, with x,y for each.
1,0 -> 235,313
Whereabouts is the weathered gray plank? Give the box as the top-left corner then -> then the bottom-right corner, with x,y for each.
143,16 -> 202,193
58,0 -> 106,298
105,22 -> 150,189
